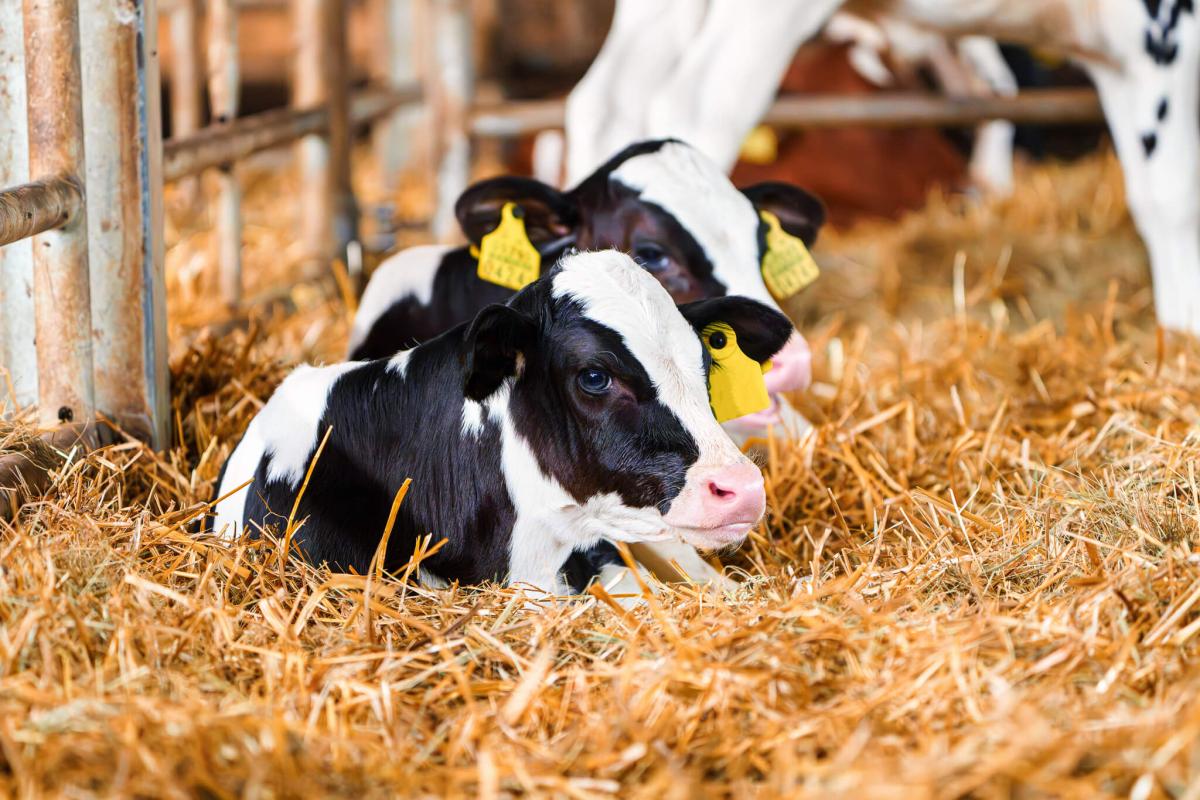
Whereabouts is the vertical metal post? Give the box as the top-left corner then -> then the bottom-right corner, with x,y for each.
168,0 -> 202,201
207,0 -> 242,308
79,0 -> 169,446
0,5 -> 37,410
427,0 -> 472,241
23,0 -> 95,432
294,0 -> 357,269
369,0 -> 420,195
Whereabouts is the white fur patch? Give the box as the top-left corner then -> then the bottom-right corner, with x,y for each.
388,349 -> 413,377
348,244 -> 453,355
212,361 -> 362,539
461,398 -> 484,438
610,141 -> 779,309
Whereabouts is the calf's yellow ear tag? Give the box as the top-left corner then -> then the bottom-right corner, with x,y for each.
476,202 -> 541,291
702,322 -> 772,423
759,209 -> 819,301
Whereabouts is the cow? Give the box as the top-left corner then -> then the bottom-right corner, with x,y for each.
565,0 -> 1200,336
210,250 -> 793,597
349,138 -> 824,443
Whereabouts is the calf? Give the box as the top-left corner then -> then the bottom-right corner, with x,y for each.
212,251 -> 793,594
349,138 -> 824,441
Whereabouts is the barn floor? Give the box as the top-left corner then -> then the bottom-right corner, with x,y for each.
2,149 -> 1199,798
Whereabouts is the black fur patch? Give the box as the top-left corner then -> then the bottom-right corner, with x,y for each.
1158,97 -> 1170,121
1144,0 -> 1194,65
1143,131 -> 1159,157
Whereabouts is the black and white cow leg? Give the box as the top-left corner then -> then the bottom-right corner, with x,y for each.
1084,0 -> 1200,336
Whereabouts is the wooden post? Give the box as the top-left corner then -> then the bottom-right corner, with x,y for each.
294,0 -> 358,270
22,0 -> 95,433
167,0 -> 202,202
0,5 -> 37,410
207,0 -> 243,308
426,0 -> 471,241
79,0 -> 169,446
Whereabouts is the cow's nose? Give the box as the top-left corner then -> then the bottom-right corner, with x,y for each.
701,462 -> 766,526
763,332 -> 812,395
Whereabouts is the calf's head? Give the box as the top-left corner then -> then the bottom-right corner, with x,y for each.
456,139 -> 824,427
464,250 -> 792,550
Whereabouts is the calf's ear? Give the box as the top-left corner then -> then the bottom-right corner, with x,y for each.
740,182 -> 826,247
678,297 -> 794,363
456,177 -> 580,248
462,304 -> 538,401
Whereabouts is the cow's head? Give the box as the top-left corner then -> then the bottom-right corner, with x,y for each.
461,250 -> 792,551
455,139 -> 824,434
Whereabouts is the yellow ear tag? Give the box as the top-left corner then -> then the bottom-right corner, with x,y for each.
476,202 -> 541,291
759,209 -> 819,301
702,322 -> 772,423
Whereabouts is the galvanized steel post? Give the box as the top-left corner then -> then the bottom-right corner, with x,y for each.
0,6 -> 36,409
207,0 -> 243,308
22,0 -> 95,432
427,0 -> 471,241
369,0 -> 420,196
79,0 -> 169,446
167,0 -> 202,202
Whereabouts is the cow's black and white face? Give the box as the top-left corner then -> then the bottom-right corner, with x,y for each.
455,139 -> 824,431
462,251 -> 792,559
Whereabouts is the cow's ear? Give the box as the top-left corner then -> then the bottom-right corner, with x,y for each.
456,177 -> 580,248
678,297 -> 794,363
741,182 -> 827,247
462,304 -> 538,401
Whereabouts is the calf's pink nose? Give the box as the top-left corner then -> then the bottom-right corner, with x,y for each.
700,462 -> 766,527
763,332 -> 812,395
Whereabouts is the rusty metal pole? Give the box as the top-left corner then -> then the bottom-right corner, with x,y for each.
326,0 -> 358,263
0,5 -> 37,410
207,0 -> 243,308
79,0 -> 169,446
294,0 -> 332,269
22,0 -> 95,433
167,0 -> 202,203
427,0 -> 471,241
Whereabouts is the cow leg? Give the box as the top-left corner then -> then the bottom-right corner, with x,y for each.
1083,2 -> 1200,335
563,0 -> 706,184
644,0 -> 846,172
956,37 -> 1018,196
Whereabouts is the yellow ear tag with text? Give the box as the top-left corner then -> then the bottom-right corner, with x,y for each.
476,202 -> 540,290
702,322 -> 772,423
760,209 -> 819,301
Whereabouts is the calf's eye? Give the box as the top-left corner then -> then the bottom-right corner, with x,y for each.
708,330 -> 727,350
633,244 -> 670,273
577,368 -> 613,396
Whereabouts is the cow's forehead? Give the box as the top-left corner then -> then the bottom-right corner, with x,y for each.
550,250 -> 705,387
608,141 -> 774,306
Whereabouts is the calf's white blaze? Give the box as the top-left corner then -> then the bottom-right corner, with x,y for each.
348,244 -> 452,353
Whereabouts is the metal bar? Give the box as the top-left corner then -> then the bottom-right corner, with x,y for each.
162,85 -> 418,181
369,0 -> 420,195
294,0 -> 332,266
0,177 -> 83,247
167,0 -> 202,202
427,0 -> 471,240
326,0 -> 359,262
0,6 -> 37,410
79,0 -> 170,447
469,88 -> 1105,138
207,0 -> 242,308
23,0 -> 95,432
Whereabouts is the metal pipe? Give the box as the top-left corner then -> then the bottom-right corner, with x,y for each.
369,0 -> 420,196
22,0 -> 95,432
207,0 -> 242,308
167,0 -> 202,202
0,5 -> 37,409
162,85 -> 418,181
326,0 -> 359,262
427,0 -> 471,241
0,176 -> 83,247
469,88 -> 1105,138
79,0 -> 170,447
294,0 -> 332,266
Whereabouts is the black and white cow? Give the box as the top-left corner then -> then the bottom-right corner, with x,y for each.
566,0 -> 1200,335
211,251 -> 793,595
349,139 -> 825,442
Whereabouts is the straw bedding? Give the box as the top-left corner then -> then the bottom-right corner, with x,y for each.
1,150 -> 1198,798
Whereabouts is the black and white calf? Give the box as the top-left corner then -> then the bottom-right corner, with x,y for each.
211,251 -> 793,594
349,139 -> 825,441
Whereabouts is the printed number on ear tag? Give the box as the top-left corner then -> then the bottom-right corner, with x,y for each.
476,202 -> 541,290
702,322 -> 772,423
760,209 -> 819,301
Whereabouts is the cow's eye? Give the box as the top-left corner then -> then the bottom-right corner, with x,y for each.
577,368 -> 613,395
708,330 -> 727,350
633,243 -> 669,273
